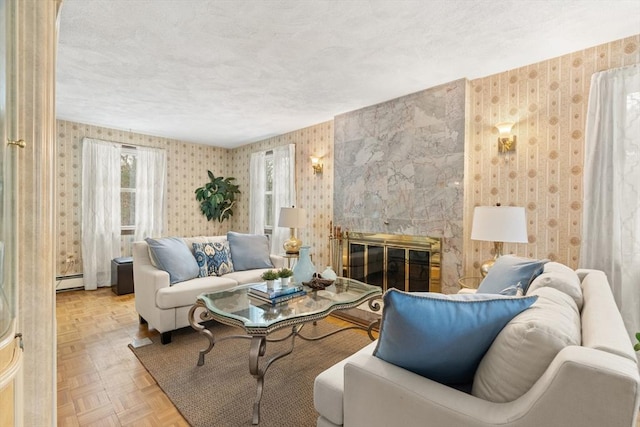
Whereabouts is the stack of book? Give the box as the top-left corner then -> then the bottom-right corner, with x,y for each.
248,282 -> 306,305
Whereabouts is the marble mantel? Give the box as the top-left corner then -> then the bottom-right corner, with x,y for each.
333,78 -> 467,293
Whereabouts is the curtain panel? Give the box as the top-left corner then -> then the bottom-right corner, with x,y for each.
81,138 -> 122,290
581,64 -> 640,341
272,144 -> 297,253
249,150 -> 266,235
134,146 -> 167,241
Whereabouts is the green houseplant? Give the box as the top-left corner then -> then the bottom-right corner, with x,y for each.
261,270 -> 279,281
194,170 -> 240,222
278,268 -> 294,287
635,332 -> 640,352
278,268 -> 294,279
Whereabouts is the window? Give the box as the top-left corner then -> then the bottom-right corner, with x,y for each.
264,151 -> 274,234
249,144 -> 296,253
120,147 -> 137,236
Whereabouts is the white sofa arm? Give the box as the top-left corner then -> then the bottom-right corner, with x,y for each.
270,254 -> 285,269
343,346 -> 640,427
132,242 -> 171,328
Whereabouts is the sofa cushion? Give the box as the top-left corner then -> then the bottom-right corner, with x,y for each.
182,235 -> 227,256
373,289 -> 537,385
472,286 -> 581,402
477,255 -> 547,294
145,237 -> 200,285
193,241 -> 234,277
227,231 -> 273,271
527,262 -> 583,310
222,268 -> 274,285
155,275 -> 239,309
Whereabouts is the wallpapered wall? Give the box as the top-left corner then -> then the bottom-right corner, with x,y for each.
56,35 -> 640,288
230,121 -> 334,267
55,120 -> 231,276
463,34 -> 640,277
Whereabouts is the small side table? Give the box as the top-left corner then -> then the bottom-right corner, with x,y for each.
281,253 -> 299,268
458,276 -> 482,290
111,257 -> 134,295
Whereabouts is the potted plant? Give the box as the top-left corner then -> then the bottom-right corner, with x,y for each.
194,170 -> 241,223
278,268 -> 294,287
261,269 -> 279,290
635,332 -> 640,352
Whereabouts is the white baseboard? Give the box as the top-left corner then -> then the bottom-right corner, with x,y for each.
55,275 -> 84,291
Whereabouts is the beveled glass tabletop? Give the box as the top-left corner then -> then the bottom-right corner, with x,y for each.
196,277 -> 381,332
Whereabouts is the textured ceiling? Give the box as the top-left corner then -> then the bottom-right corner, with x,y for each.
56,0 -> 640,148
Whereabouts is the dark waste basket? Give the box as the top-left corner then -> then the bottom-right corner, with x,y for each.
111,256 -> 134,295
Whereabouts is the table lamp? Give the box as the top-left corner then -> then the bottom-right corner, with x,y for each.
471,205 -> 528,277
278,207 -> 307,254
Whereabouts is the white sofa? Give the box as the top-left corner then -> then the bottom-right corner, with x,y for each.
314,269 -> 640,427
133,235 -> 284,344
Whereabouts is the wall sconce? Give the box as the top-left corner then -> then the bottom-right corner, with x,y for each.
310,156 -> 323,174
496,122 -> 516,153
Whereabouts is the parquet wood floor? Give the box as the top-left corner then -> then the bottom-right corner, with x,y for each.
56,288 -> 640,427
56,288 -> 189,427
56,287 -> 365,427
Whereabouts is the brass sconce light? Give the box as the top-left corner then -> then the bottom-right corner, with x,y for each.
310,156 -> 323,174
496,122 -> 516,153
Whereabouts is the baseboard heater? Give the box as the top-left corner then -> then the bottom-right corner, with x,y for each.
55,274 -> 83,292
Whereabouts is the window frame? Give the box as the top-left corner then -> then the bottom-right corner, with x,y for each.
264,150 -> 274,235
120,146 -> 137,235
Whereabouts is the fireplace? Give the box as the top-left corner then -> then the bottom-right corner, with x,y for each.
331,231 -> 441,294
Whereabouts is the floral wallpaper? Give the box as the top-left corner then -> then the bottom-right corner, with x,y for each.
56,34 -> 640,290
230,121 -> 334,268
55,120 -> 231,276
464,34 -> 640,277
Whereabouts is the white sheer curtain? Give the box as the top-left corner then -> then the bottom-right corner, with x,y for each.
81,138 -> 122,290
581,64 -> 640,341
249,150 -> 266,235
271,144 -> 297,253
134,146 -> 167,241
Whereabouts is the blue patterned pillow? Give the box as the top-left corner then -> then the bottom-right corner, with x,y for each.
193,241 -> 234,277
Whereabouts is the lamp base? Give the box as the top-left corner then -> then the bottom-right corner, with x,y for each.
479,241 -> 504,277
283,228 -> 301,254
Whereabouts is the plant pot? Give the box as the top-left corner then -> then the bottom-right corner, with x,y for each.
280,277 -> 290,287
266,280 -> 275,290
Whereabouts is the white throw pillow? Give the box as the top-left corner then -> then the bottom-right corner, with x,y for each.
472,286 -> 581,402
527,262 -> 583,310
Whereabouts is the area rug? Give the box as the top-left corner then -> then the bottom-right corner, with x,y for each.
129,320 -> 373,427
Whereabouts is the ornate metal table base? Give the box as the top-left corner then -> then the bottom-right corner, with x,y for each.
188,297 -> 381,425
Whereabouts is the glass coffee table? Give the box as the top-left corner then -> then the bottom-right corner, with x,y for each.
188,277 -> 382,425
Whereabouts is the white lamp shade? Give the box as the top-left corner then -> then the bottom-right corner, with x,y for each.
471,206 -> 528,243
278,207 -> 307,228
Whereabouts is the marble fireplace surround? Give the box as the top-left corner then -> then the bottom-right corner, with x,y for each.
333,78 -> 466,294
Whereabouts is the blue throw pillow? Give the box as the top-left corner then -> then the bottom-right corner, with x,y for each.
145,237 -> 199,285
373,289 -> 537,385
193,241 -> 234,277
477,255 -> 548,294
227,231 -> 273,271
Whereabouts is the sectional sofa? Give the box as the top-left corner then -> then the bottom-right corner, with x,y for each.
314,263 -> 640,427
132,232 -> 284,344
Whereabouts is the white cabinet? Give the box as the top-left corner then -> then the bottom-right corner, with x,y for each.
0,1 -> 23,424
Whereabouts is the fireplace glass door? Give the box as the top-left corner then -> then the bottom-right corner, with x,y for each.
345,233 -> 440,293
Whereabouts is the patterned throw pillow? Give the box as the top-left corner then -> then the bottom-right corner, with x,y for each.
193,241 -> 234,277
